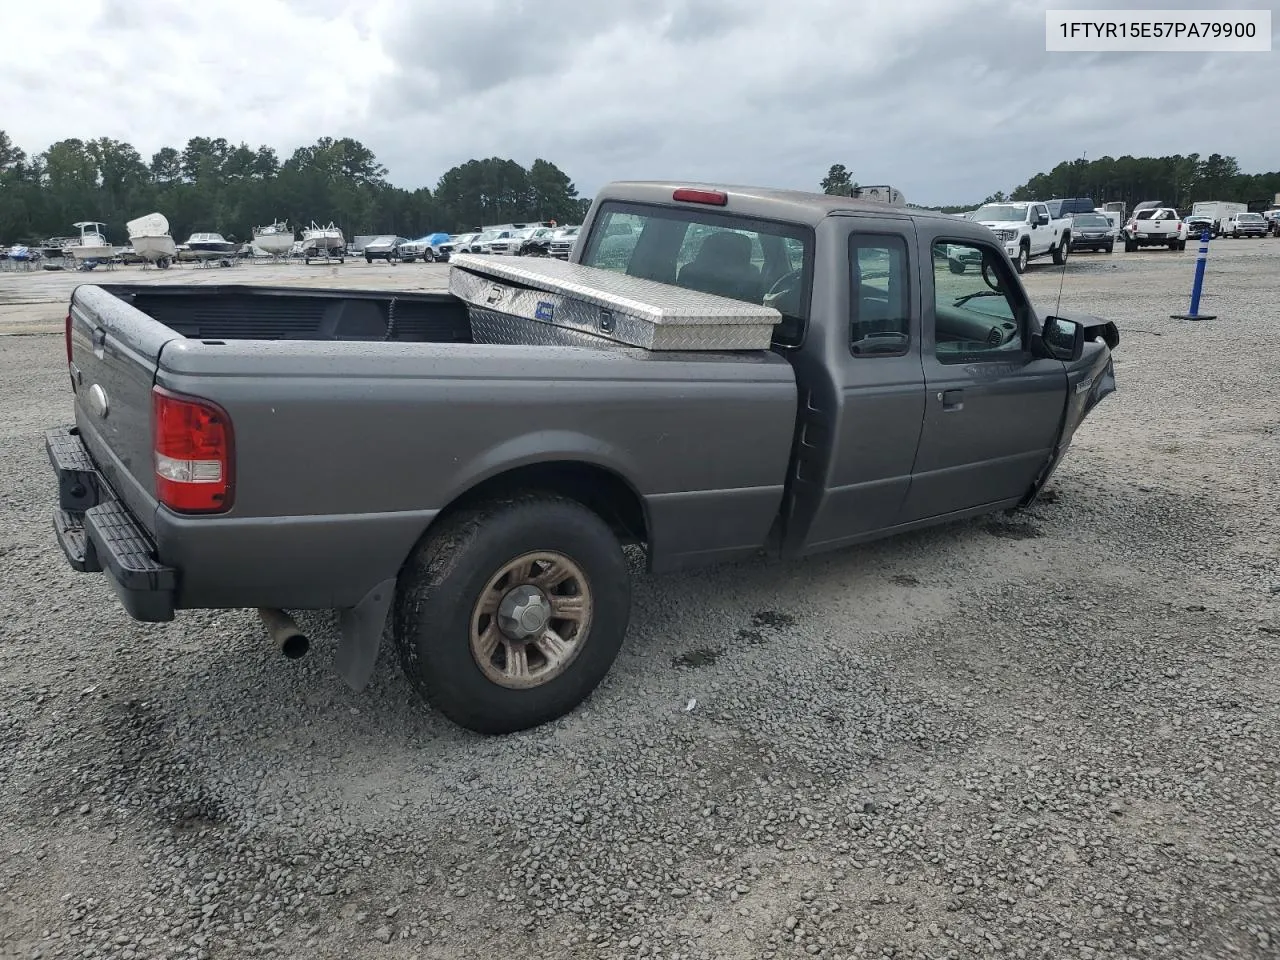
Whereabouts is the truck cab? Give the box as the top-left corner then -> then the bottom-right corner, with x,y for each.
570,182 -> 1116,557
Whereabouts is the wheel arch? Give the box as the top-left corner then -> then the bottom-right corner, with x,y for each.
438,459 -> 650,549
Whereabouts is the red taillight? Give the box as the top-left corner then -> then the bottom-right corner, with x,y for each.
151,386 -> 234,513
672,188 -> 728,206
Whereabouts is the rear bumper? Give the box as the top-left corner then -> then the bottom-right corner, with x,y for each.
46,425 -> 177,622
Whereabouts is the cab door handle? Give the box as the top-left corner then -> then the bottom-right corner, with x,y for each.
939,389 -> 964,411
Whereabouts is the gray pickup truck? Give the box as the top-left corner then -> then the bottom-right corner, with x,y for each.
46,181 -> 1119,734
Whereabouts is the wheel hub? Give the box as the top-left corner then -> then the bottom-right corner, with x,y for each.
497,584 -> 551,640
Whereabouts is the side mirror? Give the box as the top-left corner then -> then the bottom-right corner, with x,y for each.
1040,315 -> 1084,362
1036,214 -> 1050,226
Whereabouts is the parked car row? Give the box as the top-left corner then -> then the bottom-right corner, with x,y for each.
956,194 -> 1278,271
452,223 -> 582,258
361,223 -> 584,265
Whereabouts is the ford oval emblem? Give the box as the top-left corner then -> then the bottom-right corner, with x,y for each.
87,383 -> 109,419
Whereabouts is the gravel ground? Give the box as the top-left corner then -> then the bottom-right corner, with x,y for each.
1,241 -> 1278,960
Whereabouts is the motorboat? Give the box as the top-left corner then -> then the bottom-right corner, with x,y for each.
62,222 -> 121,262
184,232 -> 237,260
38,237 -> 74,259
252,220 -> 295,257
301,221 -> 345,262
126,212 -> 177,269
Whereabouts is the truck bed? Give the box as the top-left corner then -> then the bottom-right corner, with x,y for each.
60,282 -> 800,617
98,284 -> 472,343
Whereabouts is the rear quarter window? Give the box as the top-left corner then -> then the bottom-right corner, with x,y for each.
579,200 -> 815,347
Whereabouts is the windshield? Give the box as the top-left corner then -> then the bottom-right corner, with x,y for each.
579,200 -> 813,347
1238,213 -> 1263,221
974,204 -> 1028,221
1073,214 -> 1109,227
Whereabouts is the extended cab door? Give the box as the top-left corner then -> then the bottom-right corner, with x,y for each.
896,227 -> 1068,523
785,214 -> 927,555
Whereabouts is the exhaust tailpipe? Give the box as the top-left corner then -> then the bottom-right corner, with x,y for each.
257,607 -> 310,659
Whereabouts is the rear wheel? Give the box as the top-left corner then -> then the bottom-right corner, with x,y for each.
1177,240 -> 1187,251
394,493 -> 631,735
1051,238 -> 1069,265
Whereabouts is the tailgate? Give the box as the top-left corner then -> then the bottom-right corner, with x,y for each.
67,284 -> 181,533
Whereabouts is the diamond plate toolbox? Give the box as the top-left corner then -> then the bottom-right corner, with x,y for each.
448,253 -> 781,351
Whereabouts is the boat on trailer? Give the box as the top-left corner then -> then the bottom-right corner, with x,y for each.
62,222 -> 121,264
301,221 -> 345,263
253,220 -> 295,257
184,232 -> 237,261
126,212 -> 177,269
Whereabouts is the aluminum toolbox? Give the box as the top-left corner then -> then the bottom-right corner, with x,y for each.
447,252 -> 781,351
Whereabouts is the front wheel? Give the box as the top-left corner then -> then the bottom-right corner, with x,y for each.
1014,245 -> 1029,273
422,249 -> 435,263
1105,242 -> 1114,254
394,493 -> 631,735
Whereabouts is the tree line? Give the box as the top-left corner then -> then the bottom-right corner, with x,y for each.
0,130 -> 589,246
822,156 -> 1280,214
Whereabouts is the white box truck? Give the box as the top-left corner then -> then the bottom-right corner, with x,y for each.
1190,201 -> 1246,237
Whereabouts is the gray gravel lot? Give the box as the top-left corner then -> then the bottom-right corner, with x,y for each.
1,243 -> 1278,960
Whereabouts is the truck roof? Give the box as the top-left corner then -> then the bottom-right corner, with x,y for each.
595,180 -> 962,229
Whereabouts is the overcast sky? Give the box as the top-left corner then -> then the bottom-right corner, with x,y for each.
4,0 -> 1278,206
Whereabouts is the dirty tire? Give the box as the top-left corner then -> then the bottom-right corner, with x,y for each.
393,493 -> 631,735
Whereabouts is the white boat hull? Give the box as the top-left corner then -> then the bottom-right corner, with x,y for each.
64,245 -> 120,261
253,234 -> 295,255
130,235 -> 177,263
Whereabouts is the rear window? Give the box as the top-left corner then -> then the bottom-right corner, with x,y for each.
578,201 -> 814,347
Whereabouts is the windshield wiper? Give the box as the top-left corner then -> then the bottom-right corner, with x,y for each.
954,291 -> 1004,306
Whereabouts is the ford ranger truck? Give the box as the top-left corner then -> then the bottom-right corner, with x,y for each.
971,201 -> 1072,273
45,181 -> 1119,736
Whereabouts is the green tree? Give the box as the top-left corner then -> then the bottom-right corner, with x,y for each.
526,158 -> 581,223
0,131 -> 608,244
820,163 -> 855,196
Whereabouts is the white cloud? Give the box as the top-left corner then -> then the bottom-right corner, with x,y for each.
2,0 -> 1278,205
2,0 -> 393,163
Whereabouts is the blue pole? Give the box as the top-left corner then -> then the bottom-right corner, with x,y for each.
1171,229 -> 1216,321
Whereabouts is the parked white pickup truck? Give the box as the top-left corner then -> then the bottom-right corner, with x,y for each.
1123,205 -> 1188,252
971,201 -> 1072,273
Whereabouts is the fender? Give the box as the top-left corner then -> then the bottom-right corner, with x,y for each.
1022,336 -> 1118,506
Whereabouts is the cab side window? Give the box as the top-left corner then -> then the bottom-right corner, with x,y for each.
849,234 -> 910,357
932,240 -> 1028,363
